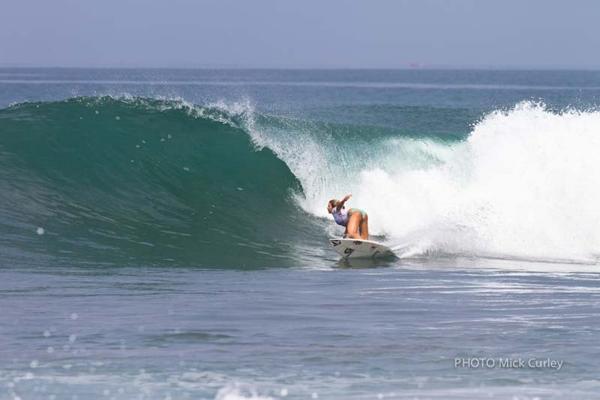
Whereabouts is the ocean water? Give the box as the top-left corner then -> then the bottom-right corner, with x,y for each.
1,68 -> 600,399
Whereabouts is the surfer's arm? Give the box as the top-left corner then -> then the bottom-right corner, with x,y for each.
336,194 -> 352,210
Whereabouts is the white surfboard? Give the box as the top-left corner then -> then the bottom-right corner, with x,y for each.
329,238 -> 395,259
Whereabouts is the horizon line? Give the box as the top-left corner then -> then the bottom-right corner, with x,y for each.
2,64 -> 600,72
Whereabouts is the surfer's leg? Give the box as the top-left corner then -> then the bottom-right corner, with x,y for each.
346,212 -> 362,239
359,213 -> 369,240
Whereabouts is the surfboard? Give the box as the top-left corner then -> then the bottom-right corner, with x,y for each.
329,238 -> 394,259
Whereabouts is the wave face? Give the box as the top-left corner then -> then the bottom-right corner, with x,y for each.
1,96 -> 599,266
0,97 -> 313,267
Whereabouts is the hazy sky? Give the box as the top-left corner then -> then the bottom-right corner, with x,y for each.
1,0 -> 599,68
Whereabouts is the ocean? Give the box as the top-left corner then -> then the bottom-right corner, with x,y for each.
1,68 -> 600,399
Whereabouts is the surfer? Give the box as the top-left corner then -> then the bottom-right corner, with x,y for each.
327,194 -> 369,240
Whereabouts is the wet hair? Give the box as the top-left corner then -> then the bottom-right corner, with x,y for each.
328,199 -> 344,209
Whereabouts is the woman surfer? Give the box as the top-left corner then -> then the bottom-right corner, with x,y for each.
327,194 -> 369,240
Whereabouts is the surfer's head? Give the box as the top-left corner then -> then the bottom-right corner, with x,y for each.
327,199 -> 338,213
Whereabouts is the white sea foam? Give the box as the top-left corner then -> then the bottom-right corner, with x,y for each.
362,102 -> 600,261
215,383 -> 274,400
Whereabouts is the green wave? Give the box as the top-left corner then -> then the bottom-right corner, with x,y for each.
0,96 -> 316,267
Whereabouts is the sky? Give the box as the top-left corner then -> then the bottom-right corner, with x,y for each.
1,0 -> 599,69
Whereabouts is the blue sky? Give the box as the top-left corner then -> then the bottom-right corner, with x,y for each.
1,0 -> 599,68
